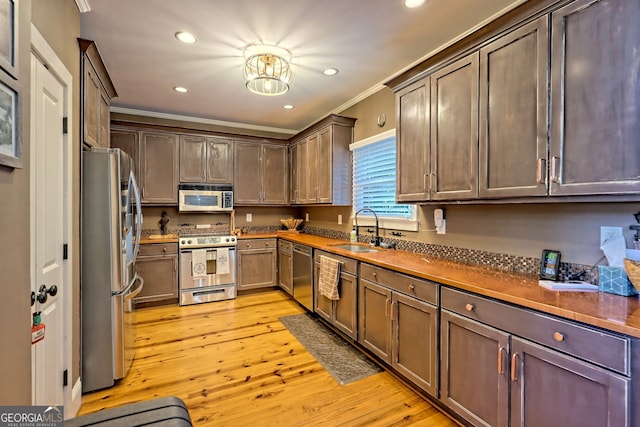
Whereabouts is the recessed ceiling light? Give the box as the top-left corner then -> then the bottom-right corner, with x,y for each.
404,0 -> 425,8
283,104 -> 294,110
322,68 -> 339,76
175,31 -> 197,44
174,86 -> 188,93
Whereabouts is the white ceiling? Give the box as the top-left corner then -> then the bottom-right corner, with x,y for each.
80,0 -> 524,136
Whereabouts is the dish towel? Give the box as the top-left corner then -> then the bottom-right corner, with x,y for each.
319,255 -> 341,300
216,247 -> 230,275
191,249 -> 207,278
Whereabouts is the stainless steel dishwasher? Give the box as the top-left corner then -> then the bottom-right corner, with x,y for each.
292,244 -> 313,311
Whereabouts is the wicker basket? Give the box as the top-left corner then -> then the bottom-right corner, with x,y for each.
624,259 -> 640,292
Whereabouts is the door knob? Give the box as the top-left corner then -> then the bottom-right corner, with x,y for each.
31,291 -> 36,306
36,284 -> 58,304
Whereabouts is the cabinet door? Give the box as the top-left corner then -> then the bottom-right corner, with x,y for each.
430,53 -> 479,200
278,249 -> 293,295
98,92 -> 110,148
135,255 -> 178,303
393,293 -> 438,396
396,79 -> 430,202
179,135 -> 207,183
289,144 -> 299,203
262,144 -> 288,204
358,279 -> 392,363
550,0 -> 640,195
206,138 -> 233,184
440,310 -> 509,427
83,59 -> 100,147
237,249 -> 277,290
297,139 -> 309,203
233,142 -> 262,204
306,133 -> 319,202
333,272 -> 357,340
314,261 -> 333,322
110,128 -> 140,184
510,337 -> 630,427
140,132 -> 179,204
317,128 -> 333,203
479,17 -> 549,198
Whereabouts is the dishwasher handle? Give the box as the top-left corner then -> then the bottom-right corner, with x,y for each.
292,245 -> 312,256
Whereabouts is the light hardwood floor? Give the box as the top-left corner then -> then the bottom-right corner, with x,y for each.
78,290 -> 458,426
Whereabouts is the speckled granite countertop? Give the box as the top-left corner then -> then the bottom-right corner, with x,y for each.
268,233 -> 640,339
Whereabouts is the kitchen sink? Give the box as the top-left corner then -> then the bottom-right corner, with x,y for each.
329,244 -> 380,253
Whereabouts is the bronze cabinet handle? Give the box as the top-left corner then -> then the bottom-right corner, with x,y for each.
465,303 -> 474,312
553,331 -> 564,342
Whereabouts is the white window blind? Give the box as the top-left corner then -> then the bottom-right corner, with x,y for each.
351,130 -> 417,230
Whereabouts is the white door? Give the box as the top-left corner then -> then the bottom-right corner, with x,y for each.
31,53 -> 65,406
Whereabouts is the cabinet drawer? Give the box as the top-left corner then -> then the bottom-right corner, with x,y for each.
314,250 -> 357,275
139,243 -> 178,256
360,263 -> 438,305
278,240 -> 292,253
239,238 -> 276,250
441,287 -> 630,374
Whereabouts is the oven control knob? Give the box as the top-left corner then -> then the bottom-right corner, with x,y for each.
180,239 -> 185,245
188,239 -> 192,244
225,238 -> 230,242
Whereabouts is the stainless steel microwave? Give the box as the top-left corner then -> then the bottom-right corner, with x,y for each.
178,184 -> 233,212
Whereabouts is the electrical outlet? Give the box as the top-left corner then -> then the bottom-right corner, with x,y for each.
246,213 -> 252,222
338,214 -> 342,225
196,224 -> 211,229
434,208 -> 446,234
600,226 -> 622,245
305,213 -> 309,221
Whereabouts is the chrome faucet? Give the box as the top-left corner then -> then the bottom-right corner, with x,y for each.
354,208 -> 381,247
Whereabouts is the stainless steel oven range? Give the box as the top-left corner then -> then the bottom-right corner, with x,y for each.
179,234 -> 237,305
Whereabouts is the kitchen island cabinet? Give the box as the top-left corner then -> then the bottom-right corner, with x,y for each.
358,263 -> 438,396
313,250 -> 357,340
440,287 -> 630,427
234,142 -> 288,205
135,243 -> 178,305
237,238 -> 277,290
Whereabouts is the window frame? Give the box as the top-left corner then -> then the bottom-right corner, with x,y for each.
350,129 -> 418,232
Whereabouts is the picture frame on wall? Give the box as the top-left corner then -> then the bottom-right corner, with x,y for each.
0,0 -> 17,78
0,77 -> 21,169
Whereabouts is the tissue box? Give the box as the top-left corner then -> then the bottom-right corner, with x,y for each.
598,266 -> 639,296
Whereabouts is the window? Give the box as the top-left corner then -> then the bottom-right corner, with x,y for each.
351,129 -> 417,231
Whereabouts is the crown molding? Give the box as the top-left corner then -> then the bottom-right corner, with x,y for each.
74,0 -> 91,13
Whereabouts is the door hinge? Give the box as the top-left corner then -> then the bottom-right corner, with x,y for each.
63,244 -> 68,260
62,117 -> 68,134
62,369 -> 68,387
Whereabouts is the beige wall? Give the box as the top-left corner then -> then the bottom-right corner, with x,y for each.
0,0 -> 32,405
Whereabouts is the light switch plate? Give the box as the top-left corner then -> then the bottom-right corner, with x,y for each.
246,213 -> 252,222
600,226 -> 622,245
338,214 -> 342,225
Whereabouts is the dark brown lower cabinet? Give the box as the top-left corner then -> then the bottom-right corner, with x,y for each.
358,264 -> 438,397
441,288 -> 631,427
313,251 -> 357,340
237,239 -> 277,290
134,243 -> 179,305
277,240 -> 293,295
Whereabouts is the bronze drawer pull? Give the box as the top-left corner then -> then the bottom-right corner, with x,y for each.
465,303 -> 474,312
163,247 -> 167,253
407,284 -> 415,291
511,353 -> 519,381
553,332 -> 564,342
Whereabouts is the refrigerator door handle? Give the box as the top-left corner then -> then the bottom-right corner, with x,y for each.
113,272 -> 142,297
124,273 -> 144,301
130,172 -> 143,260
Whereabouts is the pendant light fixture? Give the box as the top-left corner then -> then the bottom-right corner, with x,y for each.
243,45 -> 292,96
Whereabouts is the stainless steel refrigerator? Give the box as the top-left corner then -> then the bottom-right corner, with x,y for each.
81,148 -> 143,393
